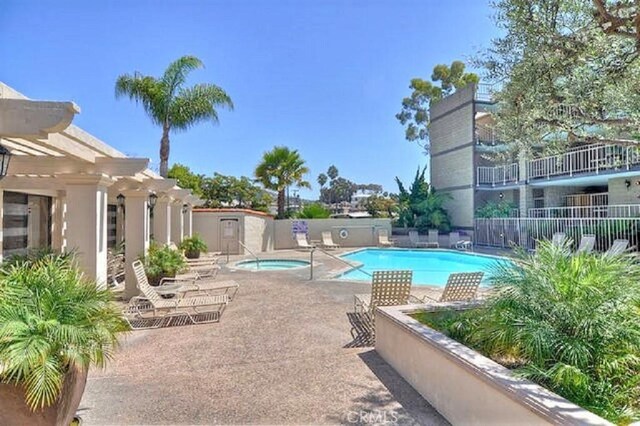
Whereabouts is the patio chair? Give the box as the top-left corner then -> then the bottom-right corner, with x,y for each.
320,231 -> 340,250
377,229 -> 394,247
577,234 -> 596,253
354,270 -> 413,315
107,250 -> 125,288
123,260 -> 229,330
449,231 -> 472,251
427,229 -> 440,248
408,231 -> 429,248
552,232 -> 567,247
295,232 -> 315,251
422,272 -> 484,303
605,239 -> 629,256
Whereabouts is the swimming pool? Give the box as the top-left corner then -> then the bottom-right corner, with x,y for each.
234,259 -> 310,271
336,248 -> 507,286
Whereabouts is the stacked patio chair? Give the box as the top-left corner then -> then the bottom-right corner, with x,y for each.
320,231 -> 340,250
123,260 -> 230,330
426,230 -> 440,248
421,272 -> 484,303
377,229 -> 394,247
295,232 -> 315,251
576,234 -> 596,253
408,231 -> 429,248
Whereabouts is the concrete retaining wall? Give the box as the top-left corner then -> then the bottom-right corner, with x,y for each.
375,305 -> 611,426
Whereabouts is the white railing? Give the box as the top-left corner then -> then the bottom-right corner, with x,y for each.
528,204 -> 640,218
475,217 -> 640,252
528,144 -> 640,180
475,125 -> 496,145
477,163 -> 519,186
565,192 -> 608,207
475,83 -> 499,102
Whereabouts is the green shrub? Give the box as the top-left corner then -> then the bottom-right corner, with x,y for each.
141,243 -> 187,284
475,200 -> 517,218
0,252 -> 128,410
179,234 -> 208,257
296,203 -> 331,219
428,242 -> 640,423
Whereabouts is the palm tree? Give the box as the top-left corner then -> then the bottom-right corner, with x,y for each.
115,56 -> 233,177
254,146 -> 311,219
317,173 -> 328,188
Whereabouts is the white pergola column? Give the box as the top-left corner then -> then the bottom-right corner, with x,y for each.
170,201 -> 184,246
153,196 -> 172,246
64,175 -> 113,288
123,190 -> 150,300
183,205 -> 193,239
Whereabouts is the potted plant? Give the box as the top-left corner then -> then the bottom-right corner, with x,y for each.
142,243 -> 187,285
179,234 -> 208,259
0,251 -> 128,426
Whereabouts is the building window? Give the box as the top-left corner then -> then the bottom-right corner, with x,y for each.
3,191 -> 52,258
107,204 -> 117,249
533,188 -> 544,209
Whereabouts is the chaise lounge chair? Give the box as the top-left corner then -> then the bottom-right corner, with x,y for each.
577,234 -> 596,253
605,239 -> 629,256
409,231 -> 429,248
123,260 -> 229,330
295,232 -> 315,251
552,232 -> 567,247
377,229 -> 394,247
354,270 -> 414,315
320,231 -> 340,250
421,272 -> 484,303
449,232 -> 472,251
426,229 -> 440,248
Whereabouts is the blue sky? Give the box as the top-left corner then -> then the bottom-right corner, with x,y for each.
1,0 -> 498,198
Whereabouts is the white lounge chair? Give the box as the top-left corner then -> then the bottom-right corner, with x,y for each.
354,270 -> 414,315
295,232 -> 315,251
377,229 -> 394,247
422,272 -> 484,303
605,239 -> 629,256
321,231 -> 340,249
427,229 -> 440,248
552,232 -> 566,247
577,234 -> 596,253
409,231 -> 429,248
123,260 -> 229,329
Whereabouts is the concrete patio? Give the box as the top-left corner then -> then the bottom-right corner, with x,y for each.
80,249 -> 449,425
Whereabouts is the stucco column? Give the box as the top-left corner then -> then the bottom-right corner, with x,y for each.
170,201 -> 184,246
64,175 -> 113,288
152,196 -> 172,245
183,205 -> 192,239
123,190 -> 150,299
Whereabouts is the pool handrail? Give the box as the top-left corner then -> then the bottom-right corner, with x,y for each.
313,247 -> 372,278
237,240 -> 260,270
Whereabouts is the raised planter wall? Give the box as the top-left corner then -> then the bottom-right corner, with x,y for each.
375,305 -> 612,426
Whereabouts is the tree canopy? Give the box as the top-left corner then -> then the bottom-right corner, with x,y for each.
480,0 -> 640,157
396,61 -> 479,153
395,167 -> 451,232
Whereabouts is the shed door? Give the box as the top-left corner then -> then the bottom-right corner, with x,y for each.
220,218 -> 240,255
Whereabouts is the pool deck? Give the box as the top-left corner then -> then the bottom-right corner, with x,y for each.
80,248 -> 462,425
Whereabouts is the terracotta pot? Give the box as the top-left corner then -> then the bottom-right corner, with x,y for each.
0,366 -> 88,426
147,272 -> 176,286
184,250 -> 201,259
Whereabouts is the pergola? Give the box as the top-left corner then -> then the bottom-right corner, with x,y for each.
0,82 -> 203,298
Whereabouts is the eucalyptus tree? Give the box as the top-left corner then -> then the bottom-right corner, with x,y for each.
115,56 -> 233,177
396,61 -> 479,153
254,146 -> 311,219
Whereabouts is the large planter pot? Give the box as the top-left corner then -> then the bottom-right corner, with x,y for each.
375,303 -> 612,426
184,250 -> 201,259
147,272 -> 176,286
0,365 -> 88,426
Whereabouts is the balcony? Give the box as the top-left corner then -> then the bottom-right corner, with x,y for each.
528,144 -> 640,181
476,163 -> 519,187
475,83 -> 499,103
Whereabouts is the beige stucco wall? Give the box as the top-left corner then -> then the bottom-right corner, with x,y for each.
273,218 -> 392,250
244,214 -> 274,253
375,307 -> 611,426
192,212 -> 243,253
441,188 -> 475,229
608,177 -> 640,204
430,149 -> 474,190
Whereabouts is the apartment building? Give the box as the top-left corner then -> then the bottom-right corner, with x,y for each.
430,83 -> 640,231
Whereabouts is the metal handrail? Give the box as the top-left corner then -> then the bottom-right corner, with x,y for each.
309,246 -> 372,280
237,240 -> 260,270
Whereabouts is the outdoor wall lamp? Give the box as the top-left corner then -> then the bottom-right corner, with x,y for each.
182,204 -> 189,214
0,144 -> 13,180
148,193 -> 158,211
625,180 -> 631,189
116,193 -> 125,206
499,192 -> 504,199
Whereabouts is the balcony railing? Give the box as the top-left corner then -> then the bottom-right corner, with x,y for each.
475,125 -> 497,145
477,163 -> 519,186
528,204 -> 640,218
528,144 -> 640,180
565,192 -> 608,207
475,83 -> 499,103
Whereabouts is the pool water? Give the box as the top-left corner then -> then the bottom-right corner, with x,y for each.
337,248 -> 507,286
235,259 -> 310,270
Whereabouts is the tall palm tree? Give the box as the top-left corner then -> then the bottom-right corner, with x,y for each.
115,56 -> 233,177
254,146 -> 311,219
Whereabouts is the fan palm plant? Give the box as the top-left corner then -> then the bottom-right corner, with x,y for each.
254,146 -> 311,219
115,56 -> 233,177
0,252 -> 127,422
